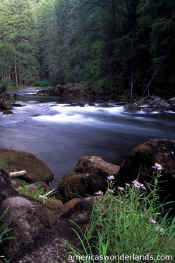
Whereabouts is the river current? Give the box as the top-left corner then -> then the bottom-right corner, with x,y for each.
0,88 -> 175,186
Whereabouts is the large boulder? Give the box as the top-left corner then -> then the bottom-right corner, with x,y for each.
0,148 -> 54,184
0,169 -> 56,258
57,155 -> 120,201
115,139 -> 175,209
0,92 -> 13,110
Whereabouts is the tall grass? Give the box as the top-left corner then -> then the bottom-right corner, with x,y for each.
70,175 -> 175,262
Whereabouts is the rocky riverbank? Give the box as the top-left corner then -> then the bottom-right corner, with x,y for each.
36,84 -> 175,113
0,89 -> 13,113
124,96 -> 175,113
1,138 -> 175,262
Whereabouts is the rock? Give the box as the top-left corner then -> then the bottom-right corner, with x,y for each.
1,196 -> 56,257
115,139 -> 175,210
61,197 -> 93,226
61,196 -> 114,229
57,83 -> 88,101
37,82 -> 118,102
168,97 -> 175,104
125,96 -> 171,113
124,102 -> 139,112
168,97 -> 175,111
0,170 -> 56,258
37,83 -> 89,104
40,198 -> 64,213
57,155 -> 120,201
62,198 -> 82,214
0,148 -> 54,184
11,178 -> 27,189
0,92 -> 13,110
0,169 -> 18,202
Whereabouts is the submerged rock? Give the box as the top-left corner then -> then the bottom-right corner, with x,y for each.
57,155 -> 120,201
0,148 -> 54,184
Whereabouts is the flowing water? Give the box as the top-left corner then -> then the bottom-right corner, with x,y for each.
1,88 -> 175,186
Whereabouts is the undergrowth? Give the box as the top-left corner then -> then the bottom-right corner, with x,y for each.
70,173 -> 175,262
19,185 -> 47,204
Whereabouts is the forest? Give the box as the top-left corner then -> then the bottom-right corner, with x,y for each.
0,0 -> 175,99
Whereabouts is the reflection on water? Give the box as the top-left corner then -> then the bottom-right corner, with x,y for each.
0,89 -> 175,186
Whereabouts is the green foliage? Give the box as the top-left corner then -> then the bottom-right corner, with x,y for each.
0,209 -> 12,245
70,175 -> 175,262
19,184 -> 47,204
0,209 -> 12,262
0,0 -> 40,85
0,0 -> 174,97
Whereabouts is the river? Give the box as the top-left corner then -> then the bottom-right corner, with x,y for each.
0,88 -> 175,186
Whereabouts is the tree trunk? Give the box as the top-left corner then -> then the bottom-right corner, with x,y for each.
14,56 -> 18,86
111,0 -> 117,37
144,68 -> 159,96
130,71 -> 134,98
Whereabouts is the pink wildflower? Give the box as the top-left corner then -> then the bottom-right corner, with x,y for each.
107,189 -> 114,193
107,175 -> 115,181
132,180 -> 146,190
152,163 -> 163,171
94,190 -> 103,196
125,183 -> 131,187
118,186 -> 124,191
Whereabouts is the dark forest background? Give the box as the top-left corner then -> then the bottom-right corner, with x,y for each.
0,0 -> 175,98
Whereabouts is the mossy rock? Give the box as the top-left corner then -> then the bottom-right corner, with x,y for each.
0,148 -> 54,184
57,155 -> 120,201
115,139 -> 175,211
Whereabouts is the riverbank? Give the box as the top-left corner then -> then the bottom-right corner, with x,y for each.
1,138 -> 175,262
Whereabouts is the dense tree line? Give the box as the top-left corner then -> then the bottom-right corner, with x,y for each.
0,0 -> 174,98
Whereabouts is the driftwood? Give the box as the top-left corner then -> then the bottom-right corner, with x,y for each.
9,170 -> 27,178
40,188 -> 57,199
